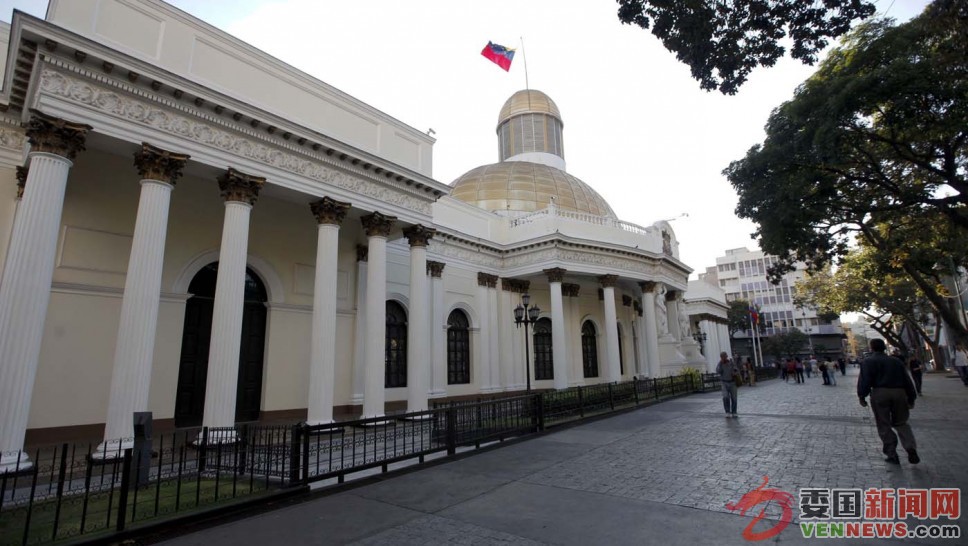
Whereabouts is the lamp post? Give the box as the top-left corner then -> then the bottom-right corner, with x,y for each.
693,331 -> 707,354
513,293 -> 541,393
801,309 -> 815,355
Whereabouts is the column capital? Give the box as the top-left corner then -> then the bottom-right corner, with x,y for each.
543,267 -> 567,283
310,196 -> 351,225
622,294 -> 633,307
356,244 -> 368,262
360,211 -> 395,237
501,278 -> 530,293
133,142 -> 190,185
666,289 -> 679,301
562,282 -> 581,297
599,274 -> 619,288
26,109 -> 91,160
427,260 -> 445,277
477,272 -> 499,288
15,165 -> 27,199
217,167 -> 265,205
403,224 -> 436,247
639,281 -> 657,293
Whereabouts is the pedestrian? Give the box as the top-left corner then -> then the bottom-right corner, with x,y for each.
716,352 -> 740,417
838,357 -> 847,376
804,357 -> 812,379
745,359 -> 756,387
954,343 -> 968,387
785,358 -> 796,383
794,357 -> 805,384
826,357 -> 837,386
819,360 -> 830,385
908,356 -> 923,395
857,339 -> 919,465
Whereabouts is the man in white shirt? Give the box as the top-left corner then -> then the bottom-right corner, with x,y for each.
954,344 -> 968,387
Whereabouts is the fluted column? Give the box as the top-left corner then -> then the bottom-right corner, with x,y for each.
351,246 -> 368,404
718,323 -> 733,361
98,144 -> 189,457
487,278 -> 500,390
600,275 -> 621,383
701,319 -> 718,372
404,225 -> 435,413
361,212 -> 395,419
0,111 -> 90,472
633,300 -> 646,376
306,197 -> 351,426
498,279 -> 515,390
544,268 -> 569,389
428,261 -> 447,397
563,284 -> 583,386
504,279 -> 530,390
640,282 -> 661,378
476,273 -> 498,391
201,169 -> 264,438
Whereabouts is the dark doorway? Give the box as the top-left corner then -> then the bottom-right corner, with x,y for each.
385,300 -> 408,388
174,262 -> 268,427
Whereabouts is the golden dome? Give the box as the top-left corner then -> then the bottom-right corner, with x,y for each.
497,90 -> 562,127
450,161 -> 617,219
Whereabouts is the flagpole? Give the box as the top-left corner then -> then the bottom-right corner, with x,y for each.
520,36 -> 531,107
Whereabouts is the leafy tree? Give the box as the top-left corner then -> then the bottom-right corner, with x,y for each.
615,0 -> 876,94
727,299 -> 753,338
726,4 -> 968,342
760,330 -> 808,359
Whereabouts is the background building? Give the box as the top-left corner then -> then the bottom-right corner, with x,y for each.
701,247 -> 844,360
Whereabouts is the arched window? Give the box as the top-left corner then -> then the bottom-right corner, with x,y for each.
533,317 -> 554,380
582,321 -> 599,378
617,323 -> 625,376
385,301 -> 407,388
447,309 -> 470,384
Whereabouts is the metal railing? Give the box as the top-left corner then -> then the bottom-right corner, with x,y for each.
0,372 -> 744,545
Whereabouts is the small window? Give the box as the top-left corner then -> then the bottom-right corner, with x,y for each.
447,310 -> 470,384
582,321 -> 599,378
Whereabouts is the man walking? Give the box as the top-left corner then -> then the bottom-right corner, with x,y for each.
716,352 -> 739,417
857,339 -> 919,465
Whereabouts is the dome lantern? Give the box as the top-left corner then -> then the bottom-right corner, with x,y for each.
497,90 -> 565,170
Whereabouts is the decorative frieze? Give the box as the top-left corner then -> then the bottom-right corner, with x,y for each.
639,281 -> 657,293
427,260 -> 445,278
501,278 -> 530,293
133,142 -> 190,185
477,272 -> 499,288
26,109 -> 91,160
544,267 -> 567,283
360,211 -> 395,237
403,224 -> 436,247
562,283 -> 581,297
310,196 -> 351,225
356,244 -> 368,262
599,274 -> 619,288
217,167 -> 264,205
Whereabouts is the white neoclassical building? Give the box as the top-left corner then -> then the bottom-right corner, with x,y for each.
0,0 -> 723,471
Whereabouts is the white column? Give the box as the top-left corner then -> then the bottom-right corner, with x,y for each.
635,302 -> 647,377
640,282 -> 661,378
475,273 -> 493,390
498,280 -> 513,390
545,268 -> 569,390
361,212 -> 395,419
306,197 -> 350,426
719,323 -> 733,360
565,285 -> 584,386
0,113 -> 89,472
404,225 -> 434,413
351,246 -> 367,405
701,319 -> 718,372
601,276 -> 621,383
487,282 -> 500,390
201,169 -> 264,439
98,144 -> 188,456
429,261 -> 447,397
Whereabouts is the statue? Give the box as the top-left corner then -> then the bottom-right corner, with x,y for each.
677,297 -> 691,341
655,285 -> 668,335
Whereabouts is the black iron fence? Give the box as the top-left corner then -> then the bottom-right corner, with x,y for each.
1,372 -> 739,545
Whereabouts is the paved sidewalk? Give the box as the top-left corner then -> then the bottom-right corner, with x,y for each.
153,370 -> 967,545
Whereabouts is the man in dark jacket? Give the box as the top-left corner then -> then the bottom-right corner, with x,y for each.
857,339 -> 919,464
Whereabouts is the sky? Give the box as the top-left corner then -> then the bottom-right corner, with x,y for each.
0,0 -> 932,278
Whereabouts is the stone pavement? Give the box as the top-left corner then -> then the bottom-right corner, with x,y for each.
152,370 -> 967,545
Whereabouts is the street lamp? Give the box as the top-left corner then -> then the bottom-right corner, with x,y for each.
801,309 -> 815,355
692,331 -> 707,354
513,293 -> 541,392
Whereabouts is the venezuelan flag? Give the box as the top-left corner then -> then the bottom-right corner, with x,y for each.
481,41 -> 515,71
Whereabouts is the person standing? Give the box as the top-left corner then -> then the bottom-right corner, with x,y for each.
716,352 -> 740,417
794,358 -> 805,384
908,357 -> 923,395
954,343 -> 968,387
857,339 -> 919,465
827,357 -> 837,386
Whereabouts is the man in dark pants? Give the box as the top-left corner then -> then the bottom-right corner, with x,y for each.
857,339 -> 919,465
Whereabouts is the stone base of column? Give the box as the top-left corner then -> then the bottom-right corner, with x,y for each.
92,438 -> 134,461
480,385 -> 503,394
428,389 -> 447,398
350,393 -> 364,405
0,450 -> 33,473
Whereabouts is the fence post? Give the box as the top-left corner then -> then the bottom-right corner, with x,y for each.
116,448 -> 133,532
301,425 -> 311,483
652,377 -> 659,400
607,383 -> 615,410
578,386 -> 585,418
289,424 -> 302,485
51,443 -> 70,540
446,407 -> 457,455
633,377 -> 639,405
198,427 -> 209,473
535,393 -> 545,432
